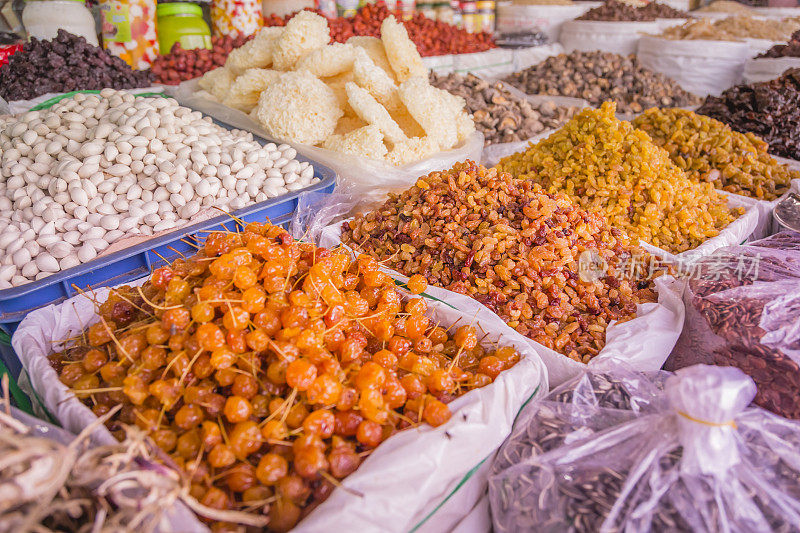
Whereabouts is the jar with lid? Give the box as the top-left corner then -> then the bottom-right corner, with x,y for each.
157,2 -> 212,53
211,0 -> 261,37
22,0 -> 99,45
100,0 -> 159,68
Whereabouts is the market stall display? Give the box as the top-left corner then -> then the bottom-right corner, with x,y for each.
263,4 -> 496,57
429,72 -> 581,145
42,222 -> 532,531
0,30 -> 153,102
156,2 -> 211,54
0,89 -> 319,288
698,68 -> 800,160
489,364 -> 800,532
497,102 -> 741,253
667,231 -> 800,420
340,160 -> 660,362
503,50 -> 700,114
198,12 -> 475,166
151,34 -> 253,85
632,107 -> 797,199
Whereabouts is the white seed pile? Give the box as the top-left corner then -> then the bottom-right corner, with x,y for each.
0,89 -> 318,289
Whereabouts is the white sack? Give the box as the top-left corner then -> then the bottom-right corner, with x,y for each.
637,35 -> 751,96
319,221 -> 685,388
495,2 -> 600,42
422,54 -> 456,74
453,49 -> 515,78
744,57 -> 800,83
559,20 -> 662,55
13,276 -> 549,533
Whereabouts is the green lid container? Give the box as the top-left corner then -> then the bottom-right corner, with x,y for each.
156,2 -> 212,54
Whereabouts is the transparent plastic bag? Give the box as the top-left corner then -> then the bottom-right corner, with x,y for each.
489,363 -> 800,533
666,231 -> 800,419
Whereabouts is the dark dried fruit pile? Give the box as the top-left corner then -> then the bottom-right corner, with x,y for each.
503,51 -> 700,115
697,68 -> 800,160
666,231 -> 800,420
151,34 -> 252,85
0,30 -> 152,101
264,3 -> 495,57
577,0 -> 657,21
638,2 -> 691,19
757,29 -> 800,58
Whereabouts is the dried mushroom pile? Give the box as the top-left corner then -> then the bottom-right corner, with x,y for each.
341,161 -> 658,362
429,72 -> 580,145
503,51 -> 700,115
577,0 -> 656,22
49,222 -> 521,531
698,69 -> 800,161
199,10 -> 473,166
632,108 -> 797,200
497,102 -> 740,253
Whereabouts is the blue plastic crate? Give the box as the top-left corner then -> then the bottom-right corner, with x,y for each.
0,162 -> 335,338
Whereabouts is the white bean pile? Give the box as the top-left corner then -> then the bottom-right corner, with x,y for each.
0,89 -> 318,289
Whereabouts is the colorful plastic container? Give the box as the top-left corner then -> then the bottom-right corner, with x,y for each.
100,0 -> 160,68
211,0 -> 262,38
157,2 -> 212,53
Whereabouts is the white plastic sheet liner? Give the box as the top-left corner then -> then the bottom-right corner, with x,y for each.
422,54 -> 456,74
637,35 -> 751,96
13,278 -> 549,533
744,57 -> 800,84
167,80 -> 484,210
559,20 -> 662,55
496,2 -> 600,42
318,221 -> 685,388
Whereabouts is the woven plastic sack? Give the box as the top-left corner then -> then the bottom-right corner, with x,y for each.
495,2 -> 600,42
12,274 -> 549,533
637,36 -> 751,96
453,49 -> 516,78
666,231 -> 800,420
559,20 -> 662,55
422,54 -> 456,74
167,80 -> 484,210
315,220 -> 685,388
489,362 -> 800,532
744,57 -> 800,84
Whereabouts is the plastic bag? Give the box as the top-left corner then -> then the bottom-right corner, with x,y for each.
744,57 -> 800,84
453,49 -> 516,78
167,80 -> 484,209
666,231 -> 800,420
12,275 -> 549,533
496,3 -> 600,42
637,36 -> 751,97
422,54 -> 456,74
560,20 -> 663,55
316,220 -> 685,387
489,362 -> 800,532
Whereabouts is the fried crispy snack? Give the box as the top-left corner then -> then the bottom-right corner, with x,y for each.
323,124 -> 388,160
223,68 -> 281,113
353,55 -> 402,111
272,11 -> 330,71
334,115 -> 368,135
198,67 -> 235,101
398,76 -> 459,149
347,36 -> 396,79
346,82 -> 407,145
225,27 -> 283,75
381,16 -> 428,82
386,136 -> 440,166
296,43 -> 363,78
255,70 -> 343,145
393,109 -> 427,138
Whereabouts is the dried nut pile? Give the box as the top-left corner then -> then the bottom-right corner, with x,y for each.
199,11 -> 474,165
659,16 -> 800,41
758,29 -> 800,57
151,34 -> 253,85
577,0 -> 657,22
497,102 -> 740,253
0,89 -> 317,288
632,108 -> 796,200
667,232 -> 800,420
429,72 -> 580,145
264,4 -> 496,57
49,222 -> 521,531
503,51 -> 701,115
697,68 -> 800,161
341,161 -> 658,362
697,0 -> 754,13
0,30 -> 152,102
638,2 -> 691,18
